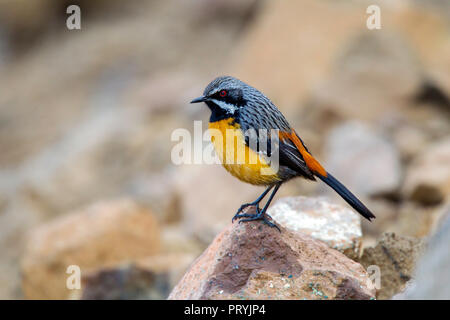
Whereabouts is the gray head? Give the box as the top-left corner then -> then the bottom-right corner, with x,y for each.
190,76 -> 267,117
191,75 -> 291,132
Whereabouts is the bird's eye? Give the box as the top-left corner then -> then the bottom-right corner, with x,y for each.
219,90 -> 227,97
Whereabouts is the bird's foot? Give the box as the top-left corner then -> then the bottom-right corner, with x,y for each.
232,203 -> 260,222
234,208 -> 280,232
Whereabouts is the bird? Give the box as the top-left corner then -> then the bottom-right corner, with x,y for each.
191,76 -> 375,230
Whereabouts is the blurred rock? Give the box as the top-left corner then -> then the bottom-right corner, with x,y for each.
399,211 -> 450,299
358,233 -> 426,300
127,170 -> 182,225
403,136 -> 450,206
79,264 -> 170,300
161,225 -> 204,256
136,253 -> 197,290
391,122 -> 430,162
190,0 -> 259,24
315,31 -> 422,121
323,122 -> 402,198
0,0 -> 258,299
0,0 -> 55,51
232,0 -> 365,110
267,196 -> 362,259
232,0 -> 450,114
169,217 -> 375,300
360,199 -> 400,237
388,202 -> 439,238
73,253 -> 196,300
21,199 -> 160,299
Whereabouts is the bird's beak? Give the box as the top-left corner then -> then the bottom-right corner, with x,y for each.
190,96 -> 207,104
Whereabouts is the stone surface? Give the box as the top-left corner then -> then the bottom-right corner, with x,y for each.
387,202 -> 441,238
21,199 -> 160,299
73,254 -> 196,300
78,264 -> 170,300
136,253 -> 197,290
323,122 -> 402,198
169,217 -> 375,300
267,196 -> 362,259
357,233 -> 426,300
403,136 -> 450,206
398,211 -> 450,299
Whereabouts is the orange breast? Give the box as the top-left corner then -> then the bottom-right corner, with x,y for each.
208,118 -> 281,185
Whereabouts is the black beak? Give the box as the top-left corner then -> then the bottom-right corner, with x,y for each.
190,96 -> 207,104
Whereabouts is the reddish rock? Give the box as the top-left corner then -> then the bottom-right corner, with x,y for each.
21,199 -> 160,299
169,211 -> 375,300
79,264 -> 170,300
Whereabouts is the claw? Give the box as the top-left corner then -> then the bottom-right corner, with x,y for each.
232,212 -> 258,221
232,203 -> 259,222
235,210 -> 281,232
231,184 -> 282,232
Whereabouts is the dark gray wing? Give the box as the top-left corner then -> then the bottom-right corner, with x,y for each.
238,99 -> 315,180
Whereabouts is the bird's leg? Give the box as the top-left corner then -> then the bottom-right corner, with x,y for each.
238,183 -> 282,231
232,185 -> 274,221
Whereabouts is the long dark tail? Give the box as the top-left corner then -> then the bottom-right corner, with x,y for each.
316,172 -> 376,221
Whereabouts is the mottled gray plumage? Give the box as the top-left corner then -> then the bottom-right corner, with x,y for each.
202,76 -> 315,181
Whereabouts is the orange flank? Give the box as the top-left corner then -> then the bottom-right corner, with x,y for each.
279,130 -> 327,177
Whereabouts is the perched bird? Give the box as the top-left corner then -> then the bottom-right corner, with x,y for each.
191,76 -> 375,230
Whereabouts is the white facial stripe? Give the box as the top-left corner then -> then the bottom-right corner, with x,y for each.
211,99 -> 237,114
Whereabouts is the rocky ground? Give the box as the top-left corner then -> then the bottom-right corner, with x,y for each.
0,0 -> 449,299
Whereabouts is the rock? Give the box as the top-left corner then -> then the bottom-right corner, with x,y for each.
74,254 -> 196,300
191,0 -> 259,23
161,225 -> 205,257
127,170 -> 182,225
399,212 -> 450,299
78,264 -> 170,300
78,252 -> 197,300
21,199 -> 160,299
314,32 -> 422,121
387,202 -> 440,238
232,0 -> 366,110
169,215 -> 376,300
323,122 -> 402,198
390,120 -> 431,162
357,233 -> 426,300
359,199 -> 400,237
136,253 -> 197,290
403,136 -> 450,206
267,196 -> 362,259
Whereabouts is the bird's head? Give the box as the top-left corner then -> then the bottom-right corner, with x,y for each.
190,76 -> 249,116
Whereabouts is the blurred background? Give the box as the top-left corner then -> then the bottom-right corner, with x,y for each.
0,0 -> 449,299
